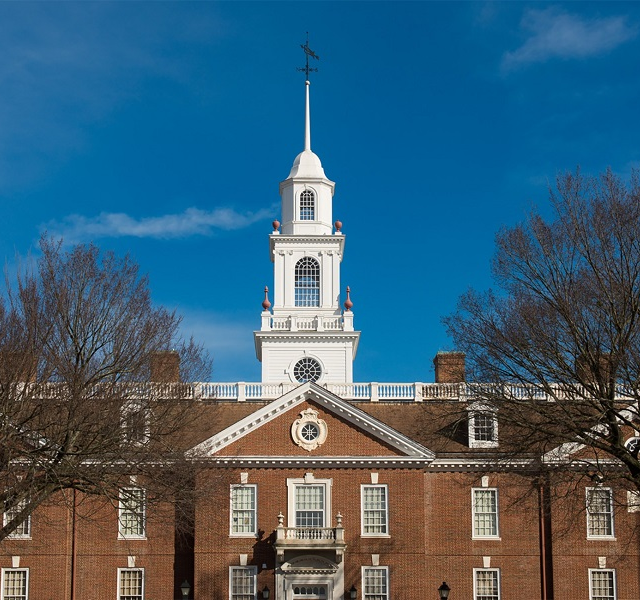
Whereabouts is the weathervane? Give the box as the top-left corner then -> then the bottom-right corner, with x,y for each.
297,32 -> 319,80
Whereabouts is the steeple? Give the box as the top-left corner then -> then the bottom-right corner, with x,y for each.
253,44 -> 360,385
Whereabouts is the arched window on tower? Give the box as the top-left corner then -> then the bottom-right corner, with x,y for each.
300,190 -> 315,220
295,257 -> 320,307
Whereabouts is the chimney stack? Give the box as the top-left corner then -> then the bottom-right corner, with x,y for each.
433,351 -> 465,383
150,351 -> 181,383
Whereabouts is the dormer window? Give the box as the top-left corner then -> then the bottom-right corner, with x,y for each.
300,189 -> 315,220
468,402 -> 498,448
295,257 -> 320,307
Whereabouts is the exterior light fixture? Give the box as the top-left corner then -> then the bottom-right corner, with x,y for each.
438,581 -> 451,600
349,585 -> 357,599
262,586 -> 270,599
180,580 -> 191,599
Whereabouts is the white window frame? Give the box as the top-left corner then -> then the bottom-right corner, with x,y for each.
121,401 -> 149,445
118,487 -> 146,539
473,568 -> 500,600
229,566 -> 257,600
361,566 -> 389,600
1,567 -> 29,600
299,189 -> 316,221
468,402 -> 498,448
118,567 -> 144,600
361,484 -> 389,537
3,498 -> 31,539
230,484 -> 257,537
286,477 -> 333,529
589,569 -> 616,600
586,487 -> 615,539
472,488 -> 500,539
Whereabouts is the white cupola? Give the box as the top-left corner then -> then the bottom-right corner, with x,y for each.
254,76 -> 360,385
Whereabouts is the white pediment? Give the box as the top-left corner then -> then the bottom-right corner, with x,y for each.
188,382 -> 434,462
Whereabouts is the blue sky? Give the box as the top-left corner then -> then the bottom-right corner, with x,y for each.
1,1 -> 639,383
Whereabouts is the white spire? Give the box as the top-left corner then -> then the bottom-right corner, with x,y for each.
305,80 -> 311,151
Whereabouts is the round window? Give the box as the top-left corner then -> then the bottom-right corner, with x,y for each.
626,436 -> 640,455
300,423 -> 319,441
293,357 -> 322,383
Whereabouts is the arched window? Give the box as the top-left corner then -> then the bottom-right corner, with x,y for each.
295,257 -> 320,307
300,190 -> 315,220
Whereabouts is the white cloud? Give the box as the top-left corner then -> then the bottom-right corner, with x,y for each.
44,205 -> 276,243
502,8 -> 637,71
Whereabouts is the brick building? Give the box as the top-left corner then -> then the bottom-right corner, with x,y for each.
2,74 -> 640,600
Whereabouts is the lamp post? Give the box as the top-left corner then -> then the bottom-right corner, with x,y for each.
179,580 -> 191,599
438,581 -> 450,600
349,585 -> 357,599
262,586 -> 271,599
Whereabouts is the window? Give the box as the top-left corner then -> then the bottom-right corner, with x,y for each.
589,569 -> 616,600
1,568 -> 28,600
294,257 -> 320,307
295,484 -> 325,528
362,566 -> 388,600
300,189 -> 315,220
122,402 -> 148,445
118,488 -> 145,539
362,485 -> 388,536
118,568 -> 144,600
230,566 -> 256,600
468,403 -> 498,448
587,487 -> 614,538
3,498 -> 30,539
472,488 -> 499,538
474,568 -> 500,600
230,485 -> 257,536
293,357 -> 322,383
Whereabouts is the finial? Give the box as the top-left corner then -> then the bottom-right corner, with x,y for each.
344,286 -> 353,312
272,220 -> 280,232
297,32 -> 319,81
262,286 -> 272,311
334,220 -> 342,233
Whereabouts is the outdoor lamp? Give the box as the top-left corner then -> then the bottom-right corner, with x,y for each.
262,586 -> 270,599
438,581 -> 450,600
349,585 -> 357,599
180,580 -> 191,599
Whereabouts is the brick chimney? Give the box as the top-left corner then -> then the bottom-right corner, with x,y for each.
575,353 -> 611,384
150,351 -> 181,383
433,351 -> 465,383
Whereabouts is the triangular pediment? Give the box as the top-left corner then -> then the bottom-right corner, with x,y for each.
188,382 -> 434,465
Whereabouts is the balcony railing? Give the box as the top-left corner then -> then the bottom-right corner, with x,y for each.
274,512 -> 346,563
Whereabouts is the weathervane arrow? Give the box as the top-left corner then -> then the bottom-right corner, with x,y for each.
297,32 -> 319,80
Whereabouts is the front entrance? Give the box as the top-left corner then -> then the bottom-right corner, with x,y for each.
292,584 -> 328,599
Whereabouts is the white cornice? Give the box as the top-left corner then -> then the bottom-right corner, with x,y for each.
188,382 -> 434,460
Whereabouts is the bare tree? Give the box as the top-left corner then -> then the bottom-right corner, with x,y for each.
0,236 -> 211,541
443,168 -> 640,491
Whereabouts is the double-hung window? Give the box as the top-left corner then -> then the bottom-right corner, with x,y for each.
299,190 -> 315,221
589,569 -> 616,600
1,568 -> 28,600
474,568 -> 500,600
287,477 -> 332,539
362,566 -> 388,600
3,498 -> 30,539
472,488 -> 499,538
468,403 -> 498,448
119,488 -> 146,539
118,568 -> 144,600
230,566 -> 256,600
587,488 -> 614,538
362,485 -> 388,536
230,485 -> 257,536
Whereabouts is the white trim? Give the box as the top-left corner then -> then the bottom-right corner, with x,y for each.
471,488 -> 500,539
1,567 -> 29,600
361,484 -> 389,537
118,487 -> 146,540
3,499 -> 31,540
361,565 -> 389,600
117,567 -> 144,600
229,484 -> 258,538
189,383 -> 434,460
229,565 -> 257,600
467,403 -> 498,449
589,568 -> 617,600
287,477 -> 333,528
586,487 -> 615,540
473,567 -> 500,600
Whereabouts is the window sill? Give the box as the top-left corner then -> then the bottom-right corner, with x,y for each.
587,536 -> 616,541
472,536 -> 501,541
361,533 -> 391,538
118,535 -> 147,541
229,533 -> 258,538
